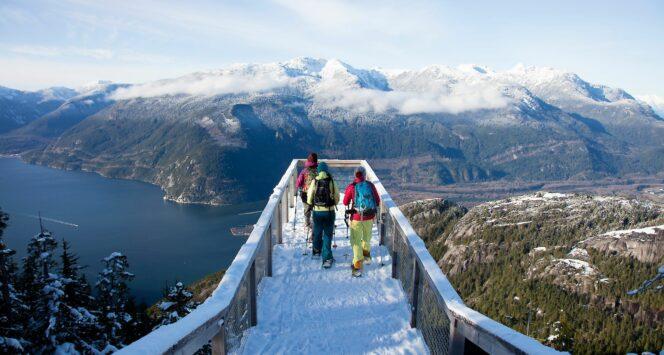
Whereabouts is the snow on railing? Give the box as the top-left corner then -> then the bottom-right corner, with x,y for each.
361,160 -> 559,354
120,159 -> 564,355
362,161 -> 564,355
119,160 -> 298,354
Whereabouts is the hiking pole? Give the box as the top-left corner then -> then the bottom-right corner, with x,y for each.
377,217 -> 384,267
344,208 -> 350,239
332,226 -> 337,249
343,209 -> 351,261
302,224 -> 309,255
292,193 -> 297,232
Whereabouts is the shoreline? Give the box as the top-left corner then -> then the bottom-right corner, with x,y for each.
3,154 -> 231,207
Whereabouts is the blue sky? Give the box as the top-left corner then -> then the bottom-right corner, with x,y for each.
0,0 -> 662,97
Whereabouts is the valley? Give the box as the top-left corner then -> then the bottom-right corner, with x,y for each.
387,172 -> 664,206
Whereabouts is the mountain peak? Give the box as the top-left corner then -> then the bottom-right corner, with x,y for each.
282,57 -> 327,75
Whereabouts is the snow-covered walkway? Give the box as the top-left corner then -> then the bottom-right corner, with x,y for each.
239,198 -> 428,354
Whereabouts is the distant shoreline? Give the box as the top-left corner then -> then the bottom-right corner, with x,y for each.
0,153 -> 21,158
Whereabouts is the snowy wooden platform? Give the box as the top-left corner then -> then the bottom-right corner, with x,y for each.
120,159 -> 563,355
239,198 -> 428,354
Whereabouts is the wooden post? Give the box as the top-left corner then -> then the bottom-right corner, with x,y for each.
286,176 -> 292,222
391,217 -> 396,253
379,212 -> 386,246
249,261 -> 257,327
284,194 -> 288,224
391,221 -> 398,279
267,224 -> 273,277
449,318 -> 466,355
289,172 -> 296,208
410,260 -> 420,328
276,200 -> 283,244
211,321 -> 226,355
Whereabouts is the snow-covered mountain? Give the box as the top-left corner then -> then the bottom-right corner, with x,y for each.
4,57 -> 662,128
637,94 -> 664,118
1,58 -> 663,204
0,85 -> 79,133
102,58 -> 658,117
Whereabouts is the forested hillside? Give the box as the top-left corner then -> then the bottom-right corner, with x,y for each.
0,208 -> 215,353
401,194 -> 664,354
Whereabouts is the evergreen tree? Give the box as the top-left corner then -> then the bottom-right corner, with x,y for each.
55,239 -> 98,352
123,298 -> 154,344
41,268 -> 67,352
0,209 -> 26,353
95,252 -> 135,351
60,240 -> 94,309
154,281 -> 197,329
20,228 -> 61,352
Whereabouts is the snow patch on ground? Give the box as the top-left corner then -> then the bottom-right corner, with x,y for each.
542,192 -> 567,199
566,247 -> 589,260
555,258 -> 597,276
493,221 -> 531,227
600,225 -> 664,239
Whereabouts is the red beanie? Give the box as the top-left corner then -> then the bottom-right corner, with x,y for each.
307,153 -> 318,163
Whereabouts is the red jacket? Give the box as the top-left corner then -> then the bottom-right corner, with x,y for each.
343,177 -> 381,221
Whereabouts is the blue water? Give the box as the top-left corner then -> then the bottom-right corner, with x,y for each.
0,157 -> 263,303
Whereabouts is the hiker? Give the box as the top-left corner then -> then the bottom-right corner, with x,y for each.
296,153 -> 318,230
343,166 -> 380,277
306,162 -> 339,268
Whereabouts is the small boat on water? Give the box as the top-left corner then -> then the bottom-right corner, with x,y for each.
230,224 -> 254,236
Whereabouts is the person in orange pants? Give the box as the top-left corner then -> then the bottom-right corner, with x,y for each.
343,167 -> 380,277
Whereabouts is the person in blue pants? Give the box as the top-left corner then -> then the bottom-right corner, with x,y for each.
306,162 -> 339,268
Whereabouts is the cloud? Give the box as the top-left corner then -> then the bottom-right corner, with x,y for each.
272,0 -> 443,37
8,45 -> 172,64
10,45 -> 114,60
110,61 -> 510,114
314,83 -> 510,115
110,69 -> 296,99
0,57 -> 194,91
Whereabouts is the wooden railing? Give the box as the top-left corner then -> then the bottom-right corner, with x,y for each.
119,160 -> 565,355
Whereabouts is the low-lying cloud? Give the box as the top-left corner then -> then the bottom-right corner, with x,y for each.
314,83 -> 510,115
110,70 -> 295,100
636,94 -> 664,117
110,67 -> 510,115
10,45 -> 114,60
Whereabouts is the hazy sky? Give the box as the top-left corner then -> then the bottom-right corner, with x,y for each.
1,0 -> 662,96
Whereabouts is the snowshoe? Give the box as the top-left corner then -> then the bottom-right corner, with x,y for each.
322,259 -> 333,269
363,250 -> 372,265
312,249 -> 322,260
352,267 -> 362,277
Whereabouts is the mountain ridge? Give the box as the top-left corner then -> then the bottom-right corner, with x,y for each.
1,58 -> 663,204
